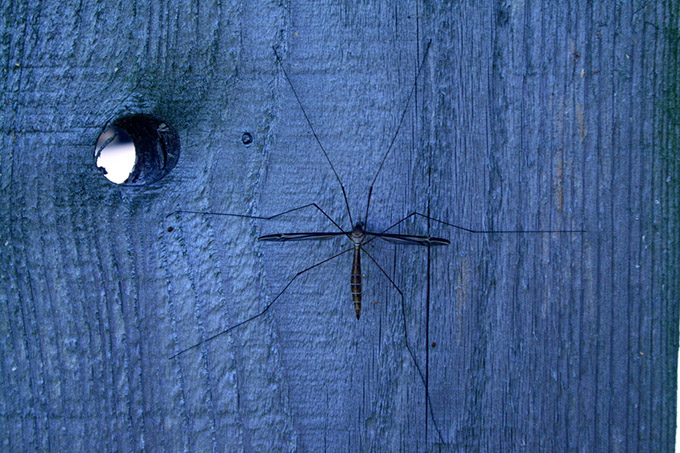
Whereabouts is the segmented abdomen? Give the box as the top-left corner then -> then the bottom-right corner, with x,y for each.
351,246 -> 362,319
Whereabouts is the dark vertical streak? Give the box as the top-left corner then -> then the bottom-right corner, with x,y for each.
624,2 -> 634,449
634,4 -> 651,446
648,0 -> 659,449
425,204 -> 430,445
580,1 -> 592,449
563,2 -> 576,448
607,1 -> 617,449
660,1 -> 679,450
415,0 -> 428,444
594,0 -> 604,444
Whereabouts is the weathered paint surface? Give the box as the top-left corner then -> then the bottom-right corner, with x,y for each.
0,0 -> 678,451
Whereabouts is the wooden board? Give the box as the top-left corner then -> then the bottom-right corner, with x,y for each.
1,0 -> 677,450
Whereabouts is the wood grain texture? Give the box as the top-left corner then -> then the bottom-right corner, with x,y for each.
1,0 -> 677,451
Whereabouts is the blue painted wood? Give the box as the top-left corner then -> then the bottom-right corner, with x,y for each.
0,0 -> 677,451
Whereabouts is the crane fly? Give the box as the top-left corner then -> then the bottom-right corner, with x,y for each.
259,223 -> 450,320
166,41 -> 584,446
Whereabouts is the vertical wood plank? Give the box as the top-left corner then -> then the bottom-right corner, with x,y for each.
0,0 -> 677,450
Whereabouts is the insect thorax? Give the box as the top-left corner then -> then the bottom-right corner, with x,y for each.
350,223 -> 366,245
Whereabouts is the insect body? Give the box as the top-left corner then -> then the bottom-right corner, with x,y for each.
350,224 -> 363,319
259,221 -> 451,319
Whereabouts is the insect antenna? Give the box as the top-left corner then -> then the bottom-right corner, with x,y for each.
363,40 -> 432,227
360,246 -> 445,445
273,47 -> 354,227
169,247 -> 353,359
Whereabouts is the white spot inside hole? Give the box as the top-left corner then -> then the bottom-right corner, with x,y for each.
95,126 -> 137,184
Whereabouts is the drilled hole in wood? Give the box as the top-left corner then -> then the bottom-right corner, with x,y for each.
94,114 -> 180,185
241,132 -> 253,145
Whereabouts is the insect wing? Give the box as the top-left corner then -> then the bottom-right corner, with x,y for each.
368,232 -> 450,246
258,232 -> 347,242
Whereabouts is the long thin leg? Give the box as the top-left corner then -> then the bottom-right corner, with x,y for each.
360,247 -> 444,445
169,247 -> 354,359
363,40 -> 432,227
167,202 -> 346,234
273,47 -> 354,227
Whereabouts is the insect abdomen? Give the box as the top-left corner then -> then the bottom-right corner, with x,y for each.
351,246 -> 362,319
